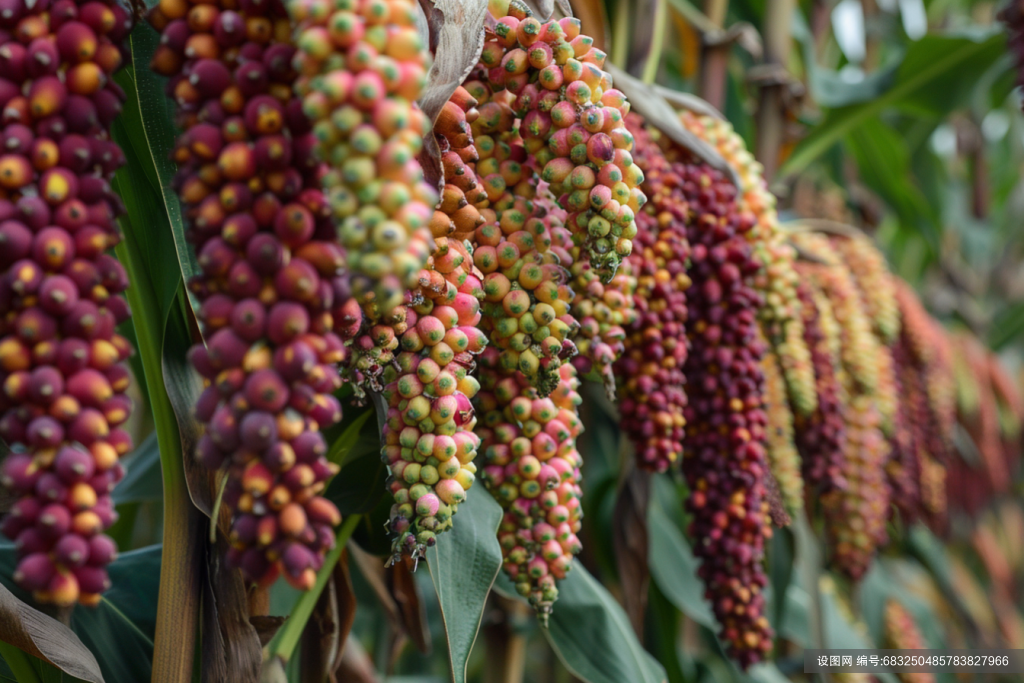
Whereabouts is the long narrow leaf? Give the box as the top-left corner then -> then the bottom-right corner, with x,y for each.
265,515 -> 362,666
780,30 -> 1006,176
426,488 -> 503,683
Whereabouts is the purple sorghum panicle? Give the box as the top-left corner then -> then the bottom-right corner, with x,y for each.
614,114 -> 690,474
792,282 -> 847,495
677,157 -> 774,668
149,0 -> 346,591
793,234 -> 890,580
679,111 -> 815,419
0,0 -> 134,607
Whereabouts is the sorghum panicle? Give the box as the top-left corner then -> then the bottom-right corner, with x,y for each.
794,234 -> 890,580
830,235 -> 900,345
0,0 -> 134,607
678,157 -> 773,668
149,0 -> 347,590
679,112 -> 815,418
464,81 -> 579,396
289,0 -> 437,323
792,282 -> 847,495
476,348 -> 584,620
761,348 -> 803,514
482,0 -> 645,280
381,88 -> 489,560
884,599 -> 936,683
614,115 -> 690,473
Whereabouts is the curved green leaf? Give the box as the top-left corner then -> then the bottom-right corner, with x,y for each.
846,120 -> 939,249
988,301 -> 1024,351
544,561 -> 667,683
324,403 -> 388,516
113,433 -> 162,506
781,30 -> 1006,177
115,25 -> 197,313
426,488 -> 503,683
0,544 -> 156,683
647,505 -> 715,628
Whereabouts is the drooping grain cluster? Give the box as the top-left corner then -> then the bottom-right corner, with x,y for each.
380,86 -> 489,560
0,0 -> 134,606
830,235 -> 900,345
476,347 -> 584,619
482,0 -> 645,281
289,0 -> 436,321
677,157 -> 773,668
884,599 -> 936,683
886,336 -> 924,520
613,115 -> 690,473
792,233 -> 889,580
149,0 -> 347,590
566,231 -> 636,396
761,348 -> 803,513
791,282 -> 847,495
680,112 -> 815,419
464,79 -> 579,397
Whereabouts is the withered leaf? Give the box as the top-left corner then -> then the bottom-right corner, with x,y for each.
201,536 -> 261,683
652,85 -> 726,120
0,581 -> 105,682
605,64 -> 742,188
333,635 -> 379,683
162,329 -> 213,517
388,557 -> 431,654
417,0 -> 489,193
250,616 -> 288,647
612,467 -> 651,638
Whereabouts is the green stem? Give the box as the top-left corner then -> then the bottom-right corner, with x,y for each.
266,514 -> 361,663
642,0 -> 668,84
0,642 -> 42,683
611,0 -> 631,68
114,236 -> 200,683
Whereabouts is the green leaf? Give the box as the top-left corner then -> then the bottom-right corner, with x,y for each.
767,528 -> 794,634
781,30 -> 1007,177
265,516 -> 361,665
791,9 -> 899,109
114,25 -> 197,313
114,132 -> 202,683
0,640 -> 43,683
0,543 -> 155,683
846,119 -> 939,248
101,546 -> 162,642
544,561 -> 667,683
323,404 -> 387,516
988,301 -> 1024,351
426,488 -> 503,683
646,504 -> 715,628
113,433 -> 162,505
